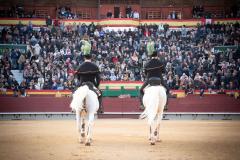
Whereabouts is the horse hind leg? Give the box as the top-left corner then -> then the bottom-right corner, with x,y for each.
150,113 -> 162,145
85,113 -> 94,146
78,111 -> 86,144
148,126 -> 151,141
80,118 -> 86,142
156,112 -> 163,142
150,126 -> 156,145
80,101 -> 87,142
149,121 -> 158,145
76,110 -> 83,143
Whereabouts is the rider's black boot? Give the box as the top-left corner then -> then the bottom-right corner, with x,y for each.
139,94 -> 145,111
97,96 -> 104,114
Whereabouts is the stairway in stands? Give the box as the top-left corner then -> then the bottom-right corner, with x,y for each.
11,70 -> 23,84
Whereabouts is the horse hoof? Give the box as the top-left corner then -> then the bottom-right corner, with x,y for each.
79,139 -> 84,144
85,142 -> 91,146
150,138 -> 156,145
81,133 -> 85,137
150,142 -> 155,145
79,137 -> 84,144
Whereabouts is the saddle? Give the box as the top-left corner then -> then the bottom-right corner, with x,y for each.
148,77 -> 162,86
144,77 -> 166,92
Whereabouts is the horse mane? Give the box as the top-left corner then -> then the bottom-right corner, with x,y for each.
70,85 -> 89,111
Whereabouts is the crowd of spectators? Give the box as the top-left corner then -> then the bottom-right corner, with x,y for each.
106,8 -> 139,19
58,6 -> 78,19
167,11 -> 180,19
106,9 -> 139,19
0,21 -> 240,96
125,5 -> 139,19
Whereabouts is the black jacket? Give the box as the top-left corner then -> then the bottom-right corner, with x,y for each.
144,58 -> 165,83
77,61 -> 101,88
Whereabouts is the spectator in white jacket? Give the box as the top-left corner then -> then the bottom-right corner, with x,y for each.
32,43 -> 41,57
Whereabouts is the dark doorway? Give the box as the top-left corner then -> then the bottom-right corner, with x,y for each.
114,7 -> 120,18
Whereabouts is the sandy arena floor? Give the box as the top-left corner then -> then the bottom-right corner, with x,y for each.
0,119 -> 240,160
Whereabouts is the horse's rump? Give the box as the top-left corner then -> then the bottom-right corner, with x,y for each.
70,84 -> 99,114
82,82 -> 101,97
70,85 -> 89,111
141,86 -> 167,124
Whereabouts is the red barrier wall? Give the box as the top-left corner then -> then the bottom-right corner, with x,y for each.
0,95 -> 239,113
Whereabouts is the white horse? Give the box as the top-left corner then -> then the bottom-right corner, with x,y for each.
70,85 -> 99,146
140,85 -> 167,145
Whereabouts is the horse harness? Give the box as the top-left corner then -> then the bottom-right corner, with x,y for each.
144,77 -> 165,93
148,77 -> 162,86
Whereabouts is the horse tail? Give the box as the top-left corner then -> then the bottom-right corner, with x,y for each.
146,91 -> 159,125
70,85 -> 89,111
140,86 -> 160,125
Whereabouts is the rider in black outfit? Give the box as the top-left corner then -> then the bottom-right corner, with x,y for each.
76,52 -> 103,113
139,50 -> 169,110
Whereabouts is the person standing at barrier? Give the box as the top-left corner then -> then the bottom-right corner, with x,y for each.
139,50 -> 169,110
76,37 -> 103,113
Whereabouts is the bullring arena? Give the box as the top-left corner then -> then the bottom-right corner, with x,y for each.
1,120 -> 240,160
1,0 -> 240,159
1,93 -> 240,160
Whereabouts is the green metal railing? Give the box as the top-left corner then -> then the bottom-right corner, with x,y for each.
102,86 -> 140,97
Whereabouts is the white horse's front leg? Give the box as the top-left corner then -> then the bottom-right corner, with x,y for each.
85,113 -> 94,146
